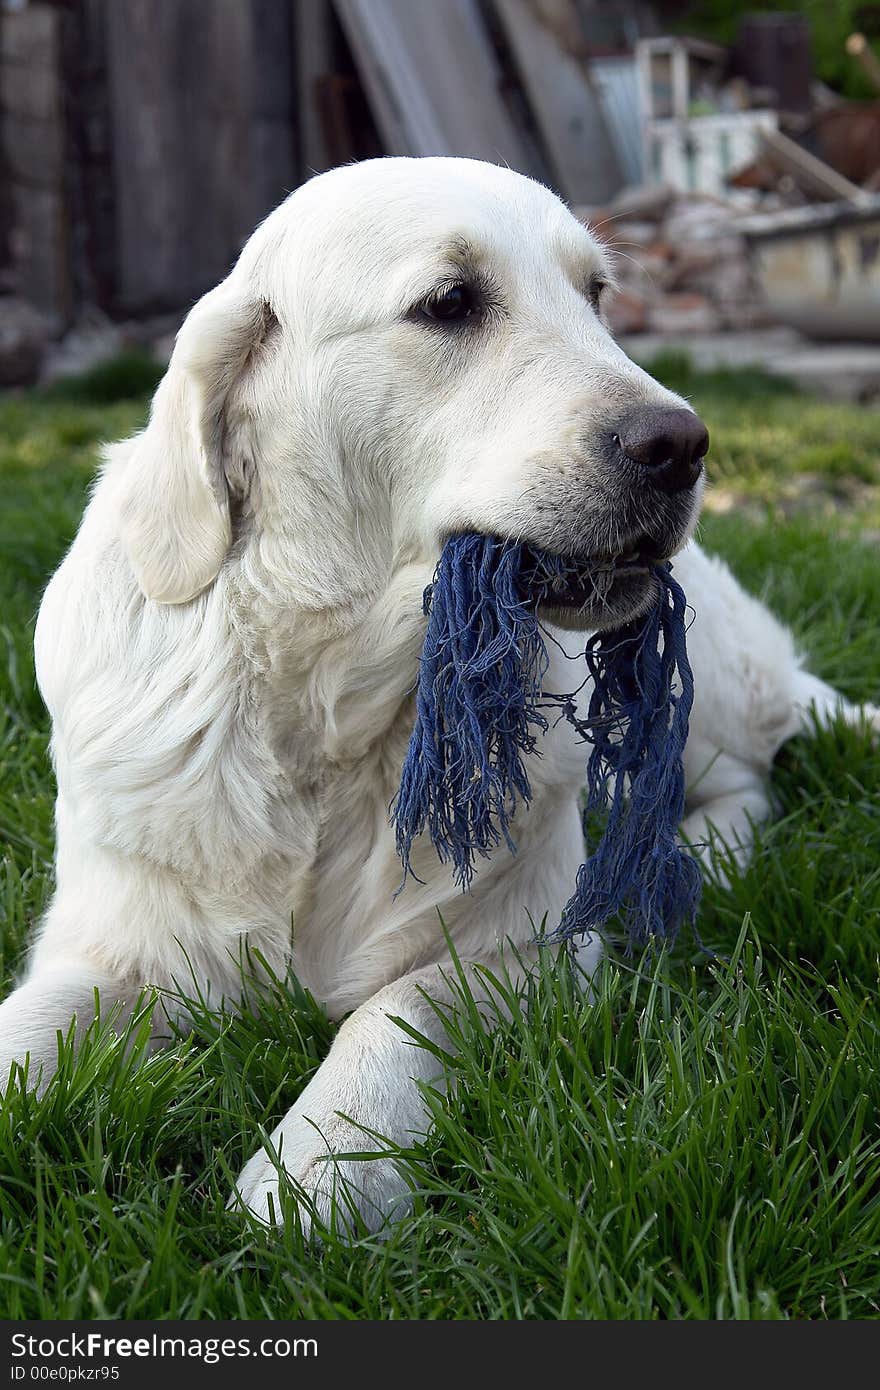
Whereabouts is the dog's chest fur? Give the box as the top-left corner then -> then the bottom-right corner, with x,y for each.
35,516 -> 588,1015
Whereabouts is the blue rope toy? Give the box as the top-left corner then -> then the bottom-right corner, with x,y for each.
392,533 -> 702,950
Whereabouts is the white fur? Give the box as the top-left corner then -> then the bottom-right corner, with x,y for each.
2,158 -> 876,1237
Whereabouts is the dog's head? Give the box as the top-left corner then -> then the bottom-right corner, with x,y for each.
115,157 -> 706,631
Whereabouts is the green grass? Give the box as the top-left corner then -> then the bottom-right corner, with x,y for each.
1,360 -> 879,1319
648,351 -> 880,520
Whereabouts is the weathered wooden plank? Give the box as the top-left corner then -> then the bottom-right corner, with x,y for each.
296,0 -> 337,176
248,0 -> 298,213
758,127 -> 866,204
332,0 -> 540,175
63,0 -> 119,310
104,0 -> 296,313
2,112 -> 65,188
491,0 -> 622,202
0,2 -> 56,64
0,3 -> 72,324
105,0 -> 243,310
0,44 -> 59,121
9,182 -> 70,327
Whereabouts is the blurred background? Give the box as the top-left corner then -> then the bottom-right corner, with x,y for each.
1,0 -> 880,398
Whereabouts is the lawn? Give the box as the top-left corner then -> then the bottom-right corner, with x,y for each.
0,355 -> 879,1319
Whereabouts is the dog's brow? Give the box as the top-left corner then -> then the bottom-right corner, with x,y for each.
436,234 -> 484,278
573,252 -> 618,294
555,228 -> 615,289
448,233 -> 477,261
393,236 -> 491,312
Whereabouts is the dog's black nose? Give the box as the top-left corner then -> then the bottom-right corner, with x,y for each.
617,407 -> 709,492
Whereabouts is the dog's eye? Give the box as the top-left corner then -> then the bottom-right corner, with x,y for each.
587,277 -> 608,313
420,283 -> 480,323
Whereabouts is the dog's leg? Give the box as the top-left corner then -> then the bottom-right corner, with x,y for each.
676,542 -> 879,876
791,668 -> 880,736
679,676 -> 880,878
234,793 -> 596,1239
233,956 -> 526,1237
679,739 -> 772,875
0,958 -> 133,1096
681,677 -> 880,878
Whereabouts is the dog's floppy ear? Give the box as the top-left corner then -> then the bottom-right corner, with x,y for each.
117,280 -> 274,604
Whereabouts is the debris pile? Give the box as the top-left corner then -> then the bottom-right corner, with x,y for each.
2,0 -> 880,381
578,186 -> 769,337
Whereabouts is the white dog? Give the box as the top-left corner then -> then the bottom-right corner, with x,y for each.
2,158 -> 874,1235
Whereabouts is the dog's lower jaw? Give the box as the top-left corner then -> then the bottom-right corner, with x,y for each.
537,566 -> 660,633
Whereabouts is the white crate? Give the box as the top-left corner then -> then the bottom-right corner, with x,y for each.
644,110 -> 779,195
635,35 -> 779,196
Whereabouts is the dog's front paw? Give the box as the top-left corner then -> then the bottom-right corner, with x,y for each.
233,1110 -> 413,1239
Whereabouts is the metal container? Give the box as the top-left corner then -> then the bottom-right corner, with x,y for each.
739,199 -> 880,341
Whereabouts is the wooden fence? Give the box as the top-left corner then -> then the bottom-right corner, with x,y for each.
0,0 -> 634,328
1,0 -> 312,323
